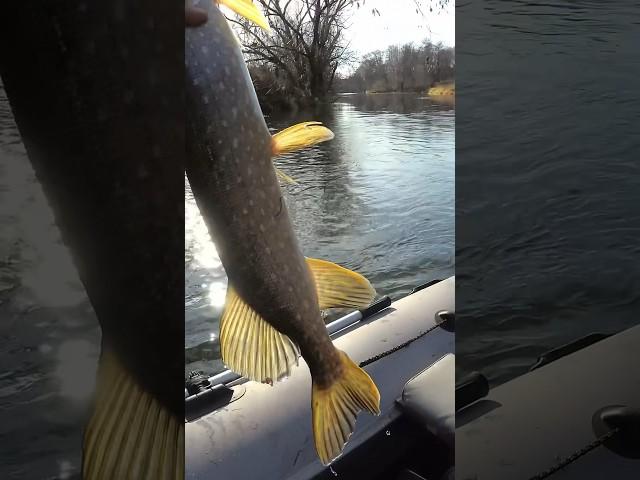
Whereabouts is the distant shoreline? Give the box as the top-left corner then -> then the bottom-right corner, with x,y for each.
426,83 -> 455,96
257,87 -> 455,112
336,90 -> 419,95
333,84 -> 455,96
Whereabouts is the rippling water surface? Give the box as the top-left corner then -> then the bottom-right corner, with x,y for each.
185,93 -> 455,376
456,1 -> 640,385
1,83 -> 99,479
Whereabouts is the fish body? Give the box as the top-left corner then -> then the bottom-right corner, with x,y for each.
1,2 -> 185,479
185,3 -> 380,464
186,4 -> 331,384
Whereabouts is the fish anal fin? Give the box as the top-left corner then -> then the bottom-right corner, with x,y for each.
305,257 -> 376,310
82,350 -> 183,480
220,286 -> 300,383
312,350 -> 380,465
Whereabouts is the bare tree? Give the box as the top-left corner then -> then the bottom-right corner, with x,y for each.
386,45 -> 400,91
335,39 -> 454,93
399,43 -> 419,91
423,40 -> 454,85
358,50 -> 386,92
230,0 -> 358,104
229,0 -> 451,106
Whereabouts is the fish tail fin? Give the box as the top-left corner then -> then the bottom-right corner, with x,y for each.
312,349 -> 380,465
272,121 -> 335,156
306,257 -> 376,310
82,349 -> 183,480
218,0 -> 270,31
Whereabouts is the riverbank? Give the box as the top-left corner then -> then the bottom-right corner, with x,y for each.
256,86 -> 456,112
427,83 -> 455,96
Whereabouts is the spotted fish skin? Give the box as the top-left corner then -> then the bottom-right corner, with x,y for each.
185,4 -> 380,465
185,5 -> 337,377
1,2 -> 186,477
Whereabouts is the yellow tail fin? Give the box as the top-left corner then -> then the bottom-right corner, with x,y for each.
312,350 -> 380,465
218,0 -> 270,31
272,121 -> 335,156
82,350 -> 183,479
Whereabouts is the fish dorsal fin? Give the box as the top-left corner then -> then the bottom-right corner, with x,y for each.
218,0 -> 270,31
305,258 -> 377,310
272,121 -> 335,156
82,350 -> 183,480
220,286 -> 300,383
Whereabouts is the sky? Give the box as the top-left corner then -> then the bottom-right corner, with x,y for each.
223,0 -> 455,74
345,0 -> 455,57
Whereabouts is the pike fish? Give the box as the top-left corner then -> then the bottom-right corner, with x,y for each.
185,1 -> 381,465
2,2 -> 187,479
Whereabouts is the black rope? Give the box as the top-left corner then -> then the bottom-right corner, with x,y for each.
359,321 -> 443,368
527,427 -> 620,480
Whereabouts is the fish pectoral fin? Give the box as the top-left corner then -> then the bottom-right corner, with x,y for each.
220,286 -> 300,383
306,257 -> 377,310
312,350 -> 380,465
274,166 -> 298,184
271,122 -> 335,156
271,122 -> 335,184
218,0 -> 270,31
83,349 -> 183,480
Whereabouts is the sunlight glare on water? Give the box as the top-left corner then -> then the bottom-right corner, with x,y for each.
185,175 -> 228,374
54,339 -> 98,402
56,459 -> 74,480
209,281 -> 228,308
185,180 -> 223,271
1,82 -> 102,477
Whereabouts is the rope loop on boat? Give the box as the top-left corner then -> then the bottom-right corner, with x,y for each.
359,321 -> 444,368
527,427 -> 620,480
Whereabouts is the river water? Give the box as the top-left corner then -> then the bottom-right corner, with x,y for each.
0,84 -> 100,479
185,93 -> 455,376
456,1 -> 640,386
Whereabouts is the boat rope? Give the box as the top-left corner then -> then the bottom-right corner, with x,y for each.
526,426 -> 620,480
359,320 -> 445,368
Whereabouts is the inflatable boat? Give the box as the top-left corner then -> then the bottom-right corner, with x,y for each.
456,324 -> 640,479
185,276 -> 455,480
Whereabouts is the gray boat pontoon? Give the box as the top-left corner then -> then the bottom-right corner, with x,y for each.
457,323 -> 640,479
185,276 -> 455,480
